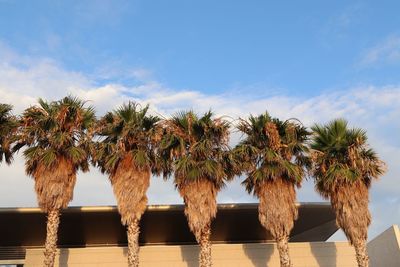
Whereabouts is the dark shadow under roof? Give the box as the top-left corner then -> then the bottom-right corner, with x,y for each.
0,203 -> 338,247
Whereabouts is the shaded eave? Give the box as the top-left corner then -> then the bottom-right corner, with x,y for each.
0,202 -> 331,213
0,202 -> 337,247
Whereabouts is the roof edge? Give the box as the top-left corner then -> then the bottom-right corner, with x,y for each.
0,202 -> 330,213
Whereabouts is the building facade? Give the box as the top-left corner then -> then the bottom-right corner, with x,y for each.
0,203 -> 399,266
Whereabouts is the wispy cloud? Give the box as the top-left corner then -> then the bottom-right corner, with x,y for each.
73,0 -> 132,26
0,44 -> 399,240
358,35 -> 400,67
320,3 -> 365,44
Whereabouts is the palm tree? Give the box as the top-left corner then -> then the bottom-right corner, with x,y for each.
159,111 -> 236,267
0,104 -> 18,165
234,112 -> 310,267
92,102 -> 161,267
310,119 -> 385,267
15,96 -> 95,267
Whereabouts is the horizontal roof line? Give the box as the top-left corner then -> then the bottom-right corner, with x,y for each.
0,202 -> 330,213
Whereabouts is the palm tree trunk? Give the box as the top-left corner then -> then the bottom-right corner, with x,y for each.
276,236 -> 293,267
43,209 -> 60,267
354,240 -> 369,267
330,183 -> 371,267
199,223 -> 212,267
127,219 -> 140,267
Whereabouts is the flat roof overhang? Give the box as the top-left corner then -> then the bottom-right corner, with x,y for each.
0,203 -> 338,247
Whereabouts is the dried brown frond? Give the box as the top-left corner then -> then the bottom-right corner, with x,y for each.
164,120 -> 187,141
110,153 -> 150,225
215,117 -> 230,145
33,157 -> 76,212
285,123 -> 296,141
57,106 -> 69,127
178,179 -> 218,242
348,145 -> 357,168
152,123 -> 164,144
282,123 -> 296,160
265,121 -> 281,151
257,179 -> 298,240
187,113 -> 193,145
310,149 -> 323,164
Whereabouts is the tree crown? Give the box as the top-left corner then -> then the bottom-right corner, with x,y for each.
0,104 -> 18,164
93,101 -> 161,175
234,112 -> 310,195
15,96 -> 96,175
310,118 -> 385,197
160,110 -> 235,190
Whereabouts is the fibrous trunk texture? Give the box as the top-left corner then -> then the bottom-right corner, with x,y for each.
33,158 -> 75,267
257,179 -> 297,267
34,157 -> 76,212
199,223 -> 212,267
354,240 -> 369,267
127,219 -> 140,267
43,209 -> 60,267
277,237 -> 292,267
330,181 -> 370,267
110,154 -> 151,267
110,154 -> 150,225
179,179 -> 217,267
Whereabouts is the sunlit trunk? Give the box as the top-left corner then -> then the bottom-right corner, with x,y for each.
43,209 -> 60,267
199,223 -> 212,267
257,180 -> 297,267
276,236 -> 293,267
179,180 -> 217,267
354,240 -> 369,267
127,219 -> 140,267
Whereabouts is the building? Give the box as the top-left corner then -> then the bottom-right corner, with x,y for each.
0,203 -> 399,266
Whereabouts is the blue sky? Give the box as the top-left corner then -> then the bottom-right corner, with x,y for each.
1,0 -> 400,94
0,0 -> 400,241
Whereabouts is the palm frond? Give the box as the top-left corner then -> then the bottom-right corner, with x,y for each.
0,104 -> 19,164
234,111 -> 309,195
159,110 -> 233,190
310,118 -> 385,194
17,96 -> 96,175
93,101 -> 160,175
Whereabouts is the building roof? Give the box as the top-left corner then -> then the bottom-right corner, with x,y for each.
0,203 -> 338,247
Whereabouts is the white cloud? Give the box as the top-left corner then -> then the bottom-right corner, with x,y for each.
359,35 -> 400,67
0,44 -> 399,240
130,68 -> 153,82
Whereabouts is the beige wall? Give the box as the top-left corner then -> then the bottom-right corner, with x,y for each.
25,242 -> 357,267
368,225 -> 400,267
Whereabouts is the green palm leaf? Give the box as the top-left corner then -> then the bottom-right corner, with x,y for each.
160,110 -> 233,189
0,104 -> 18,164
234,111 -> 310,195
310,118 -> 385,195
93,101 -> 161,175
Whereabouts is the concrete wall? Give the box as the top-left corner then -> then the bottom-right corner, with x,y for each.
25,242 -> 357,267
368,225 -> 400,267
